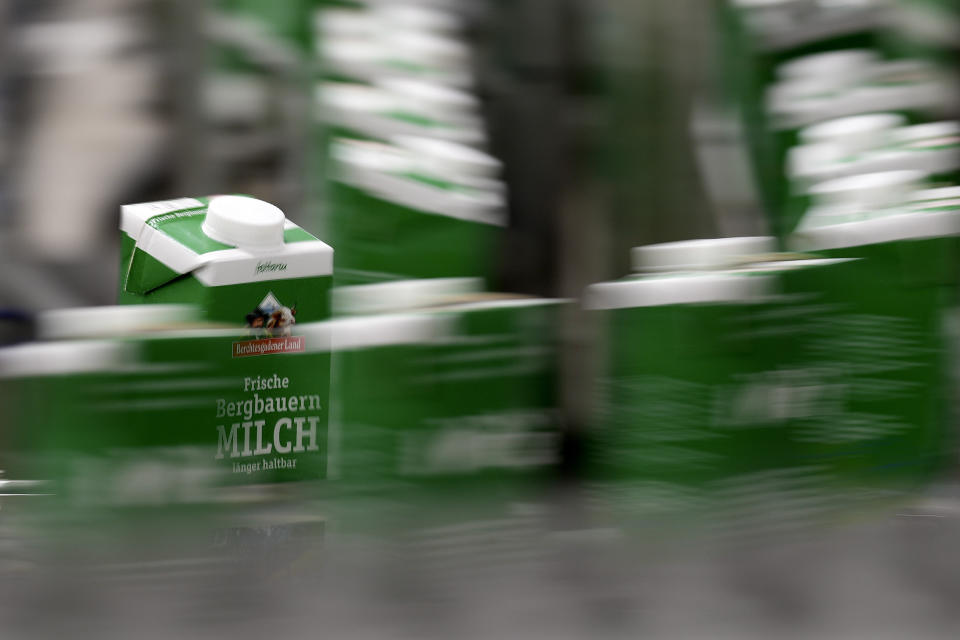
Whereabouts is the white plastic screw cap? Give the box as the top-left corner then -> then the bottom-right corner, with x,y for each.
370,4 -> 463,34
376,77 -> 479,116
788,142 -> 844,179
315,9 -> 378,40
392,135 -> 501,179
318,82 -> 397,113
809,170 -> 924,209
891,121 -> 960,144
332,139 -> 418,173
914,186 -> 960,201
778,49 -> 878,81
799,113 -> 905,156
203,196 -> 286,248
632,237 -> 776,273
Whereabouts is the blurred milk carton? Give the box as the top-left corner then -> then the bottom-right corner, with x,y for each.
3,306 -> 335,500
587,238 -> 782,499
585,237 -> 878,531
328,279 -> 563,529
328,139 -> 504,287
789,170 -> 960,487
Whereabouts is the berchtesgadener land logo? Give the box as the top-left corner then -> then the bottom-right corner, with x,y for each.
233,292 -> 304,357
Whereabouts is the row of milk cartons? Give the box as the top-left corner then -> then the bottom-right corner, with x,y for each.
312,1 -> 506,287
587,186 -> 960,518
0,196 -> 561,533
720,0 -> 960,240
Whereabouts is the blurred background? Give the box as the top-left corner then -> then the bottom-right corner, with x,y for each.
2,0 -> 960,638
0,0 -> 719,307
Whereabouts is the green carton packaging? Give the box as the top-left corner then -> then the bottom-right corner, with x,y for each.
584,237 -> 898,533
718,0 -> 884,236
767,57 -> 958,237
116,193 -> 337,490
587,238 -> 783,500
882,0 -> 960,65
311,81 -> 486,234
329,281 -> 563,528
212,0 -> 315,75
0,338 -> 135,495
413,296 -> 563,493
789,171 -> 960,488
328,139 -> 504,287
116,323 -> 333,489
720,0 -> 960,240
119,195 -> 334,326
0,310 -> 333,557
19,308 -> 335,495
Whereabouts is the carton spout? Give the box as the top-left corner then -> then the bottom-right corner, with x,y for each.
201,196 -> 286,250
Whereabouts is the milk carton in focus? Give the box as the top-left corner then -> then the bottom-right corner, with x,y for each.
117,196 -> 335,487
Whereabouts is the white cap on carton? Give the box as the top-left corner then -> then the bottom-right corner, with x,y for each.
331,139 -> 418,173
392,135 -> 501,180
891,121 -> 960,145
376,77 -> 479,120
318,82 -> 398,115
867,58 -> 936,84
777,49 -> 877,82
788,142 -> 844,180
632,237 -> 776,273
202,196 -> 286,249
370,4 -> 463,34
915,186 -> 960,202
320,39 -> 385,78
384,30 -> 472,75
799,113 -> 905,156
314,9 -> 378,41
768,75 -> 846,105
809,170 -> 924,209
319,81 -> 484,144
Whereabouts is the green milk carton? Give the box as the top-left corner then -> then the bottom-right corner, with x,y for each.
586,238 -> 781,507
119,195 -> 334,327
33,306 -> 334,493
0,337 -> 135,496
328,138 -> 504,287
0,306 -> 198,503
116,193 -> 336,488
412,295 -> 564,495
586,238 -> 876,530
311,81 -> 486,231
768,58 -> 958,238
789,171 -> 960,488
719,0 -> 883,234
328,280 -> 563,530
124,323 -> 334,489
0,309 -> 333,561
